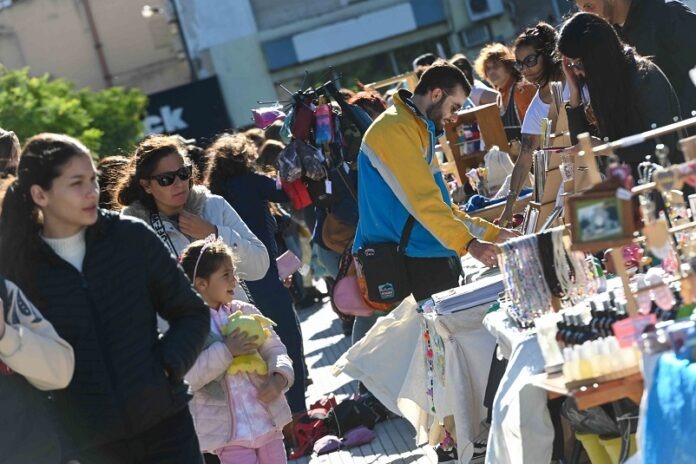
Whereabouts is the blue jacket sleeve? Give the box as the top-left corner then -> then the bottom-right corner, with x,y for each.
255,173 -> 289,203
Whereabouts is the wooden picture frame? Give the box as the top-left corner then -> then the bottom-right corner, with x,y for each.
566,190 -> 635,252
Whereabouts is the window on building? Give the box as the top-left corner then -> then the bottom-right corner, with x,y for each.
251,0 -> 344,31
279,35 -> 452,93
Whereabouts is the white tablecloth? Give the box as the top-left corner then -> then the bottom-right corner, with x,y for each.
334,295 -> 497,464
482,310 -> 554,464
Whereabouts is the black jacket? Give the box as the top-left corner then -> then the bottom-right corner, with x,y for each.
566,60 -> 683,167
27,211 -> 209,453
618,0 -> 696,114
0,276 -> 61,464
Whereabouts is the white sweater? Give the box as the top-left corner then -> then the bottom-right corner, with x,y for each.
41,229 -> 86,271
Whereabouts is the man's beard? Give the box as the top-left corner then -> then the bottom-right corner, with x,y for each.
425,98 -> 445,132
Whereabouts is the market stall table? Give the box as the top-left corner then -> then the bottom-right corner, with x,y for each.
531,371 -> 644,410
334,267 -> 499,464
482,309 -> 554,464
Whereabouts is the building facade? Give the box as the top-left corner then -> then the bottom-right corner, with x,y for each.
0,0 -> 586,134
176,0 -> 522,128
0,0 -> 191,94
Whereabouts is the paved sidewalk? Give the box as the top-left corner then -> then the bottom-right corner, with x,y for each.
290,300 -> 439,464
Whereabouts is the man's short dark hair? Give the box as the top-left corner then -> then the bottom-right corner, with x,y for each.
412,53 -> 438,70
414,60 -> 472,96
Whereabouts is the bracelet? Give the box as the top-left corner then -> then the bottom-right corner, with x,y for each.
465,238 -> 476,252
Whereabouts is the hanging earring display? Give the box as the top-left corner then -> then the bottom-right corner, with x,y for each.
499,235 -> 554,327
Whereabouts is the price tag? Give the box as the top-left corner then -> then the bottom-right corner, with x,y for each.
612,314 -> 656,348
616,188 -> 632,201
654,167 -> 677,192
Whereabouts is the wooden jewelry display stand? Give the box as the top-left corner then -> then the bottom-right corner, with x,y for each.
441,103 -> 534,220
443,103 -> 510,179
524,118 -> 575,233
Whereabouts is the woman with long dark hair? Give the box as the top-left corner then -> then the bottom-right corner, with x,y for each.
0,133 -> 210,463
499,23 -> 567,227
558,12 -> 683,172
117,135 -> 269,304
204,133 -> 308,419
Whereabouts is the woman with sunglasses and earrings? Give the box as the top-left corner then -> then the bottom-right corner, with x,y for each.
559,12 -> 683,175
0,133 -> 210,463
498,23 -> 569,228
118,135 -> 270,305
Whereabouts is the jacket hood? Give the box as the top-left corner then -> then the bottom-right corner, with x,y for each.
121,185 -> 212,222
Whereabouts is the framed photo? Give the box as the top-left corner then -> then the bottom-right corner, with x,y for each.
567,190 -> 635,252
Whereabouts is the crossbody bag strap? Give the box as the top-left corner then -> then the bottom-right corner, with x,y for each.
150,212 -> 179,258
0,275 -> 8,320
398,215 -> 416,255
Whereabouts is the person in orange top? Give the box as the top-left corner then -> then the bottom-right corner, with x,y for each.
474,43 -> 536,137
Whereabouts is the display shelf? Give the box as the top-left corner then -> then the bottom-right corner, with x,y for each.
531,371 -> 644,410
444,103 -> 509,181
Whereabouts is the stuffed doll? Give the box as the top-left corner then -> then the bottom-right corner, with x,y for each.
220,310 -> 276,375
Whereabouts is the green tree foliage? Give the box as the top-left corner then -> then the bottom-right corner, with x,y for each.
0,67 -> 147,158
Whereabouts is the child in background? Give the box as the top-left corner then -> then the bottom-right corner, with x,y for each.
182,237 -> 294,464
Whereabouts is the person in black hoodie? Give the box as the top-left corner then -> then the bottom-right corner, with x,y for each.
575,0 -> 696,115
0,133 -> 210,464
559,12 -> 683,174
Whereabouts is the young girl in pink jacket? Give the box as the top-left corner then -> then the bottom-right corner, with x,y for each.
181,237 -> 294,464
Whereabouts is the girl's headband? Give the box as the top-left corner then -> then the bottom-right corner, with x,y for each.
192,234 -> 224,280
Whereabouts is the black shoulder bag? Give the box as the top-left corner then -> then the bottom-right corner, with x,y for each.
355,216 -> 416,304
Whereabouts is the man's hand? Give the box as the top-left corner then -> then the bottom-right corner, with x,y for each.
257,373 -> 287,403
467,239 -> 500,268
495,228 -> 521,244
179,211 -> 216,239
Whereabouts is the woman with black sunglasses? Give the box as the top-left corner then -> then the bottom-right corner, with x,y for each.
498,22 -> 568,227
0,133 -> 210,463
117,135 -> 270,306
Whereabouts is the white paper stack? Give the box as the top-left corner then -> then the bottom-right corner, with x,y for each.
432,274 -> 505,315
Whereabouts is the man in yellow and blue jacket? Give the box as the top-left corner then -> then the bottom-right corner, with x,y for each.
353,62 -> 517,314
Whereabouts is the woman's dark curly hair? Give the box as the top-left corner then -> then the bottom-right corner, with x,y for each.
204,133 -> 256,198
513,22 -> 562,88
